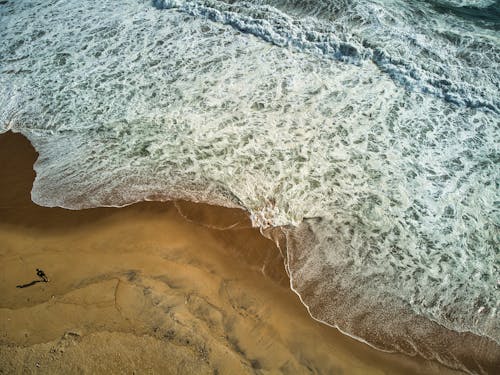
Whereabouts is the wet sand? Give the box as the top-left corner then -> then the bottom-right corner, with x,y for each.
0,132 -> 459,374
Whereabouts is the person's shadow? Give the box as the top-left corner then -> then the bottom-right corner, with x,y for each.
16,269 -> 49,288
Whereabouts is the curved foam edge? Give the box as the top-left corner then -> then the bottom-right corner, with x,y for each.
277,221 -> 500,375
5,130 -> 499,374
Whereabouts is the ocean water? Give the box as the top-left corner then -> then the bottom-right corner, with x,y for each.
1,0 -> 499,372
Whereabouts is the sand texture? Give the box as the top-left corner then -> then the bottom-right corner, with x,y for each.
0,132 -> 460,374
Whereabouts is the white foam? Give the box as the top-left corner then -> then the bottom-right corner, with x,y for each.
153,0 -> 500,112
434,0 -> 496,7
1,0 -> 498,371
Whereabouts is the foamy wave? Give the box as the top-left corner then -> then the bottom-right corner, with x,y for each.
1,0 -> 499,372
153,0 -> 367,63
282,220 -> 500,374
153,0 -> 500,112
433,0 -> 496,8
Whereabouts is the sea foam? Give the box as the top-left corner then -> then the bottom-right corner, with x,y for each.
1,0 -> 499,372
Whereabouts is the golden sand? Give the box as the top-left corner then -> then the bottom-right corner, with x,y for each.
0,132 -> 459,374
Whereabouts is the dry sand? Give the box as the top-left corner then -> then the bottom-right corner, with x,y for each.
0,132 -> 460,374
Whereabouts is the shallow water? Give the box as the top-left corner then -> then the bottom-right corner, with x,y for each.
1,0 -> 499,372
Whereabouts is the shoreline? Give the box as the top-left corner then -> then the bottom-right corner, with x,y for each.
0,131 -> 469,374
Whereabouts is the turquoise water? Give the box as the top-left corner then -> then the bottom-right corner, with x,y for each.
1,0 -> 499,372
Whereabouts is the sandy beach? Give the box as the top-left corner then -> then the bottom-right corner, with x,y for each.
0,131 -> 461,374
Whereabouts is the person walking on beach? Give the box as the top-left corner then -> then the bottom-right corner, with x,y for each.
16,268 -> 49,288
36,268 -> 49,282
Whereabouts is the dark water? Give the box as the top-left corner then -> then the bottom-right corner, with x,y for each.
427,0 -> 500,29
